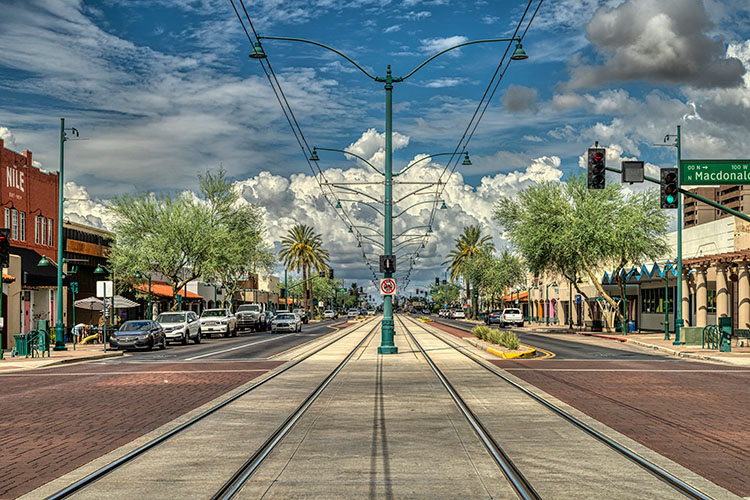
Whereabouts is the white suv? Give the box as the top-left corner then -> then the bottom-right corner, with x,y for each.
157,311 -> 201,345
347,308 -> 359,319
200,308 -> 237,338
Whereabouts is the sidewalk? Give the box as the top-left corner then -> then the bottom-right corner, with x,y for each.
525,323 -> 750,366
0,343 -> 122,372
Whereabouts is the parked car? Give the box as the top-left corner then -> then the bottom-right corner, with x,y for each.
271,312 -> 302,333
157,311 -> 201,344
292,308 -> 309,324
367,309 -> 375,316
450,309 -> 466,319
200,308 -> 237,338
347,308 -> 359,319
485,309 -> 504,326
236,304 -> 265,332
110,320 -> 166,351
323,310 -> 337,319
500,308 -> 524,328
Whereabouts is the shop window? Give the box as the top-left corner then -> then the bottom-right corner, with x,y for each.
19,211 -> 25,241
40,217 -> 46,245
707,289 -> 716,313
11,209 -> 18,240
4,208 -> 9,231
35,216 -> 40,244
47,218 -> 53,246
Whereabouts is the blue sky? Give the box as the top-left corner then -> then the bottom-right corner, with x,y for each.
1,0 -> 750,294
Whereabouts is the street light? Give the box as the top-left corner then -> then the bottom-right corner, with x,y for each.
257,35 -> 529,355
134,272 -> 152,320
93,264 -> 114,353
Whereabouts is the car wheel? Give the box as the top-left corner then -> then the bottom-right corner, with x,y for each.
232,326 -> 237,337
520,323 -> 524,328
181,332 -> 188,345
147,338 -> 154,351
224,326 -> 230,338
195,329 -> 202,344
160,337 -> 166,350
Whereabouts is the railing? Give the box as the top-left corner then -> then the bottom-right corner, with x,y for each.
702,324 -> 720,350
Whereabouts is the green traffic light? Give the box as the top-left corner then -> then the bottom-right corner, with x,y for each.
666,195 -> 675,204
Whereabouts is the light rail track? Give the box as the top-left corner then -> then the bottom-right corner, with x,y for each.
396,315 -> 541,500
46,319 -> 377,500
402,315 -> 714,500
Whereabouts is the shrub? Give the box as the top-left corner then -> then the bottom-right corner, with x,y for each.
499,330 -> 520,350
472,325 -> 520,350
471,325 -> 492,341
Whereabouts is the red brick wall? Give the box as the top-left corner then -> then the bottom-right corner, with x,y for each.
0,138 -> 59,256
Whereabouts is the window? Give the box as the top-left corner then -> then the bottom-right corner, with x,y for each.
11,209 -> 18,240
40,217 -> 46,246
19,211 -> 25,241
47,218 -> 53,246
707,289 -> 716,314
642,288 -> 671,314
4,208 -> 9,231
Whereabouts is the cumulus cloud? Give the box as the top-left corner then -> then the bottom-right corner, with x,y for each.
63,182 -> 115,230
568,0 -> 745,89
422,77 -> 467,88
344,128 -> 410,170
0,126 -> 17,149
419,35 -> 469,55
503,85 -> 538,113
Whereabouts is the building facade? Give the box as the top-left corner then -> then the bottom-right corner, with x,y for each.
0,139 -> 61,350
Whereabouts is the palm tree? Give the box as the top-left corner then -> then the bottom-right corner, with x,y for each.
442,225 -> 494,318
279,224 -> 330,319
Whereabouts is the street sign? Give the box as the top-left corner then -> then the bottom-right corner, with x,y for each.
681,159 -> 750,186
576,294 -> 582,304
622,161 -> 644,183
96,280 -> 113,298
338,288 -> 347,293
380,278 -> 396,296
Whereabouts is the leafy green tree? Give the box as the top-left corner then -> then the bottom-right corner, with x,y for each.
429,281 -> 461,307
109,183 -> 214,311
443,225 -> 494,318
465,249 -> 525,311
494,174 -> 669,333
200,169 -> 275,309
279,225 -> 330,319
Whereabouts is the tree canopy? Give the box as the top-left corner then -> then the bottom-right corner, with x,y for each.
493,174 -> 669,332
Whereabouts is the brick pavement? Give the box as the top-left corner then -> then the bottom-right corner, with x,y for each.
493,359 -> 750,497
0,360 -> 284,499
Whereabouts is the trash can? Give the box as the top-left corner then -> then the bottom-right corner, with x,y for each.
12,333 -> 29,357
719,316 -> 732,353
627,321 -> 636,333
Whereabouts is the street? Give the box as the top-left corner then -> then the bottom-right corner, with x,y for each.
433,317 -> 750,497
0,319 -> 350,500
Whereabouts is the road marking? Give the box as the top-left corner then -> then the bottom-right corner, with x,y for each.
184,334 -> 296,360
267,322 -> 347,359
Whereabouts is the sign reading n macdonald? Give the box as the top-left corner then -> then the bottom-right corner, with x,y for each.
681,159 -> 750,185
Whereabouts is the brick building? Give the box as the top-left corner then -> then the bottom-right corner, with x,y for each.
0,138 -> 61,350
684,186 -> 750,227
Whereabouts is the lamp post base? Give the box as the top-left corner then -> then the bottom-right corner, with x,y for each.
378,345 -> 398,354
53,341 -> 68,351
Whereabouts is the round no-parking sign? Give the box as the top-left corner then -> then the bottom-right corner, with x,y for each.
380,278 -> 397,295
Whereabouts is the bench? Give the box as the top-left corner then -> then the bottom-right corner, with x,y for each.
735,328 -> 750,347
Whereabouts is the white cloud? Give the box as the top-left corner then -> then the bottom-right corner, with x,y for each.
422,77 -> 467,88
384,24 -> 401,33
0,127 -> 17,149
419,35 -> 469,56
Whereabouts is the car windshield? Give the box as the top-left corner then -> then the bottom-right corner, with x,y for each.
157,313 -> 186,323
276,314 -> 296,320
202,310 -> 227,317
504,309 -> 521,314
238,305 -> 260,312
119,321 -> 151,331
324,310 -> 334,314
490,310 -> 503,314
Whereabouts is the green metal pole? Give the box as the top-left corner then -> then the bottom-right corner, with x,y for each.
674,126 -> 683,345
53,118 -> 67,351
665,264 -> 670,340
379,65 -> 397,354
545,284 -> 549,326
284,269 -> 288,311
72,289 -> 76,350
147,275 -> 152,320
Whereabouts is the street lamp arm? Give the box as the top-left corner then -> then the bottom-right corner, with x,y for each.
339,199 -> 385,217
400,37 -> 520,80
360,235 -> 385,248
395,152 -> 454,177
394,184 -> 436,204
316,147 -> 384,176
394,199 -> 438,218
259,36 -> 378,81
331,185 -> 381,203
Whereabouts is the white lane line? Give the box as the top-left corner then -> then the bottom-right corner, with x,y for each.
184,334 -> 296,361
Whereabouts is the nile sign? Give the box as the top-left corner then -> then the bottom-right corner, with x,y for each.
681,159 -> 750,186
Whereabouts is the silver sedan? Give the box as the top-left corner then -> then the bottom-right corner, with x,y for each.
271,312 -> 302,333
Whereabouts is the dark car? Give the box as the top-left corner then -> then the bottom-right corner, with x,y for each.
110,320 -> 166,350
485,310 -> 504,325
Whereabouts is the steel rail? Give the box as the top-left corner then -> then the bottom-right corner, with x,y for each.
213,321 -> 380,499
395,316 -> 541,500
45,319 -> 371,500
418,317 -> 714,500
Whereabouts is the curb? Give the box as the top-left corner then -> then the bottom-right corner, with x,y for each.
464,337 -> 536,359
50,351 -> 124,365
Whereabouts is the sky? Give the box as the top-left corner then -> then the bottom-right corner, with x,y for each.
1,0 -> 750,298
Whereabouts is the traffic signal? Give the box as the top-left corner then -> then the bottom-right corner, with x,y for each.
328,268 -> 334,279
280,287 -> 286,299
473,291 -> 478,299
661,168 -> 679,209
587,148 -> 606,189
0,228 -> 9,268
318,270 -> 326,278
435,277 -> 440,286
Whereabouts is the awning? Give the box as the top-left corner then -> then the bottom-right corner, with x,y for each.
74,295 -> 139,311
14,247 -> 57,287
501,290 -> 528,302
134,282 -> 202,300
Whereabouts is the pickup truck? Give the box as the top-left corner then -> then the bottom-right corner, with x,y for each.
500,308 -> 524,328
200,308 -> 237,338
236,304 -> 266,332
